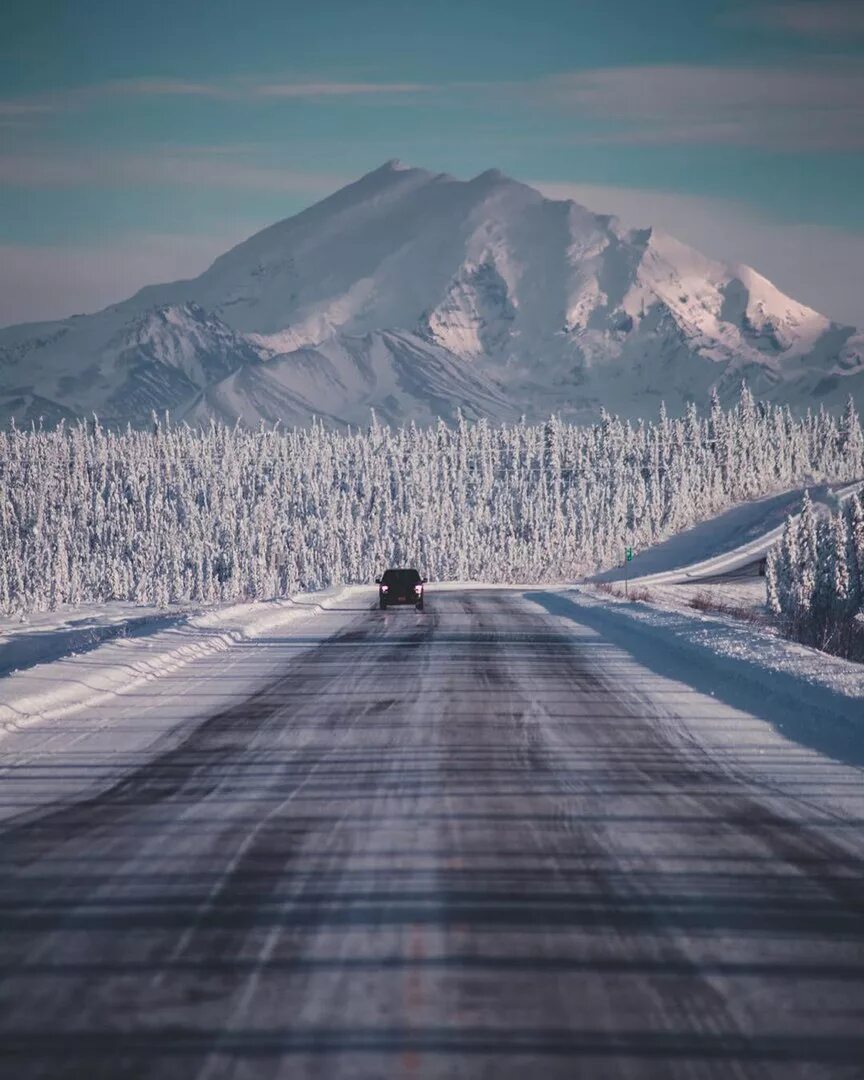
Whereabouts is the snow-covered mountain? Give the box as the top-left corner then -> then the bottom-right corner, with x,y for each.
1,160 -> 861,427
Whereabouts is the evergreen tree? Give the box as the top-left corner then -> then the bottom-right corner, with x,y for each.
1,389 -> 861,615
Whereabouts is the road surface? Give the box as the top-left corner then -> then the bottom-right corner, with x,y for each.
1,590 -> 863,1078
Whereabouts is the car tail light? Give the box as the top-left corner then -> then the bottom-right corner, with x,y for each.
380,585 -> 388,592
414,584 -> 422,593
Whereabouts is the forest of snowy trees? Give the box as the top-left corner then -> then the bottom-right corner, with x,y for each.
0,387 -> 862,618
767,488 -> 864,660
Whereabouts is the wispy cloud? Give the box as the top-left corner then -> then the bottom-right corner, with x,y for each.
0,76 -> 435,118
0,149 -> 347,193
103,77 -> 433,100
529,64 -> 864,150
739,2 -> 864,36
253,81 -> 432,98
4,62 -> 863,155
0,102 -> 57,116
104,77 -> 239,100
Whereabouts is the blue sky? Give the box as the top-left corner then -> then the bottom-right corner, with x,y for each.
2,0 -> 863,325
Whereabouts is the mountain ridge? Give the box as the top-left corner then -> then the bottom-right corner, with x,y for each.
1,161 -> 861,428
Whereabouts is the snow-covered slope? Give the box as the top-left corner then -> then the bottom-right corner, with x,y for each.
0,302 -> 260,426
185,329 -> 519,429
1,160 -> 861,427
591,480 -> 864,586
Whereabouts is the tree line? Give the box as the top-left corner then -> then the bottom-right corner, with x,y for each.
1,388 -> 861,615
767,488 -> 864,660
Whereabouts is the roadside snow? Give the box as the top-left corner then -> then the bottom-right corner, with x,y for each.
578,584 -> 864,700
646,579 -> 768,617
593,480 -> 863,585
0,603 -> 197,680
2,583 -> 862,838
0,587 -> 373,824
0,587 -> 367,738
531,587 -> 864,772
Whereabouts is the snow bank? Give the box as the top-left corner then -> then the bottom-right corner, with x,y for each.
531,588 -> 864,770
592,480 -> 863,586
0,586 -> 365,739
637,579 -> 768,617
0,604 -> 194,679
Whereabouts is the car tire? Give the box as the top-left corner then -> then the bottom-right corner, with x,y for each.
379,600 -> 387,610
416,601 -> 424,612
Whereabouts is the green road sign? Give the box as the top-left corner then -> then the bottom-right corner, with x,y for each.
625,547 -> 633,562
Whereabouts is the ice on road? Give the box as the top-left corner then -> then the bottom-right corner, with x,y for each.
1,589 -> 863,1079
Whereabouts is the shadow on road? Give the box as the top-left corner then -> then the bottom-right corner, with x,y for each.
527,590 -> 864,770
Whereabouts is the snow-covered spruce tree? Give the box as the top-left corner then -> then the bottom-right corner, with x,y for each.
0,386 -> 862,616
769,492 -> 864,659
795,490 -> 820,619
765,547 -> 781,616
772,513 -> 801,621
849,493 -> 864,615
839,396 -> 864,468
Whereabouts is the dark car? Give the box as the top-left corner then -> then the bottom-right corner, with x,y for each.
375,568 -> 427,611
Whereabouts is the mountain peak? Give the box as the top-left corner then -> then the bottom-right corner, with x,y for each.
472,168 -> 507,183
362,158 -> 426,182
0,160 -> 861,429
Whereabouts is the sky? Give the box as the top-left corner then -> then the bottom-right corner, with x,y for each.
1,0 -> 863,327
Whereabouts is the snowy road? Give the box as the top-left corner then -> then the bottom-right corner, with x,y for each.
1,589 -> 864,1079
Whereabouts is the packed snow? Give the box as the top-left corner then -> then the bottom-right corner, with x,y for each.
529,587 -> 864,823
0,587 -> 365,756
2,583 -> 862,837
594,475 -> 864,587
0,602 -> 194,680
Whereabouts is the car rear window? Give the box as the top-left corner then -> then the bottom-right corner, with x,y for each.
381,569 -> 421,585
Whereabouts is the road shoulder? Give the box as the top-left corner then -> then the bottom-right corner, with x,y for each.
527,587 -> 864,824
0,586 -> 374,826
